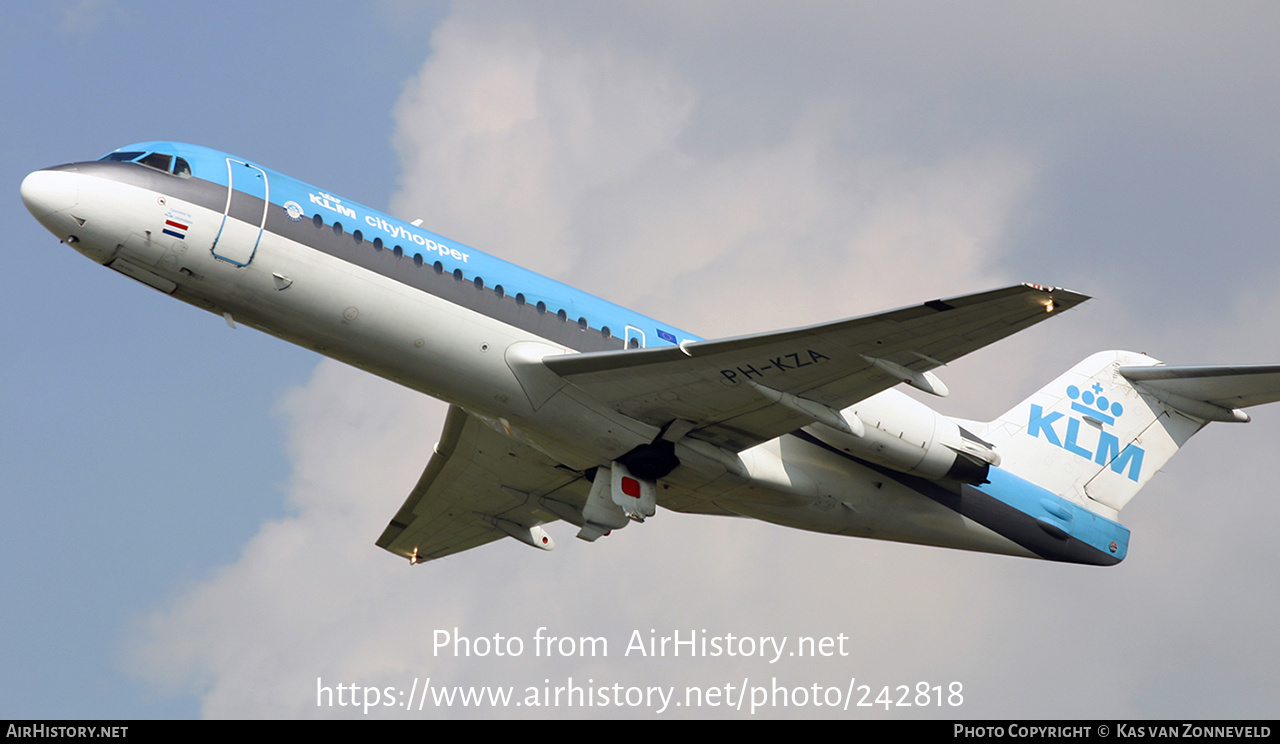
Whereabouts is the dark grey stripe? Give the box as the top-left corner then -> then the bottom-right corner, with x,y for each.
791,429 -> 1120,565
58,161 -> 627,353
261,204 -> 625,353
48,161 -> 220,202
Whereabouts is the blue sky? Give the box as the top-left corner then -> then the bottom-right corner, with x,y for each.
5,1 -> 1280,719
2,1 -> 443,717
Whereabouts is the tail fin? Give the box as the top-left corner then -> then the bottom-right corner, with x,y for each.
982,351 -> 1280,521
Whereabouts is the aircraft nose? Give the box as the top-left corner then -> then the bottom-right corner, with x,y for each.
20,168 -> 79,219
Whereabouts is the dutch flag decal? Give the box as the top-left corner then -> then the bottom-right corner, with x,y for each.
162,219 -> 188,240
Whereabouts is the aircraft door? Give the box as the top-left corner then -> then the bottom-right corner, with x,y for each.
624,325 -> 646,349
211,158 -> 269,266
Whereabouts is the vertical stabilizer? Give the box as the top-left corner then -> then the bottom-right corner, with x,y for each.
981,351 -> 1207,519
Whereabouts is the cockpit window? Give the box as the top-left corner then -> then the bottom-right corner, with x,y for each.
138,152 -> 173,172
98,150 -> 193,177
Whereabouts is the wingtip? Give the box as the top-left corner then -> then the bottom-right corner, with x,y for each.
1023,282 -> 1088,297
1021,283 -> 1090,310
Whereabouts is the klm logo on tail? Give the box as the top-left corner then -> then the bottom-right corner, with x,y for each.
1027,383 -> 1145,482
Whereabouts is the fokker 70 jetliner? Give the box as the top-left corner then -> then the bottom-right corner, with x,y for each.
22,142 -> 1280,566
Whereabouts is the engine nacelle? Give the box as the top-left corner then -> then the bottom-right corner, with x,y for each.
803,391 -> 998,483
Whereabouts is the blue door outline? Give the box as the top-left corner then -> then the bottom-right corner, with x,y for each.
212,159 -> 269,266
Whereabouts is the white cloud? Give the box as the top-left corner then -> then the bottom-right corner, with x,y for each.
391,11 -> 1036,336
391,14 -> 696,279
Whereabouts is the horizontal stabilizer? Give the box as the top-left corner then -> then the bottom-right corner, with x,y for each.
988,352 -> 1280,518
1119,364 -> 1280,422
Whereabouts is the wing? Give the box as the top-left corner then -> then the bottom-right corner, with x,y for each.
376,405 -> 591,563
543,284 -> 1087,452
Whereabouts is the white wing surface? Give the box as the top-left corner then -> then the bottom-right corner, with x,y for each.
543,284 -> 1088,452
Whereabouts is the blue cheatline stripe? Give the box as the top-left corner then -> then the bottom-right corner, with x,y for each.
973,467 -> 1130,561
788,430 -> 1127,564
115,141 -> 700,352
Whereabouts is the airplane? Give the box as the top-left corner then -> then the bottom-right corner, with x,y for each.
21,141 -> 1280,567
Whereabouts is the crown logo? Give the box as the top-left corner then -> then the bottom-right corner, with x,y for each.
1067,383 -> 1123,426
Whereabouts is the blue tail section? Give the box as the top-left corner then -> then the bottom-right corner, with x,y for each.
966,467 -> 1130,565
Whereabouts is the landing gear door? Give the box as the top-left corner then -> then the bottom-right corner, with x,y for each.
212,159 -> 268,267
